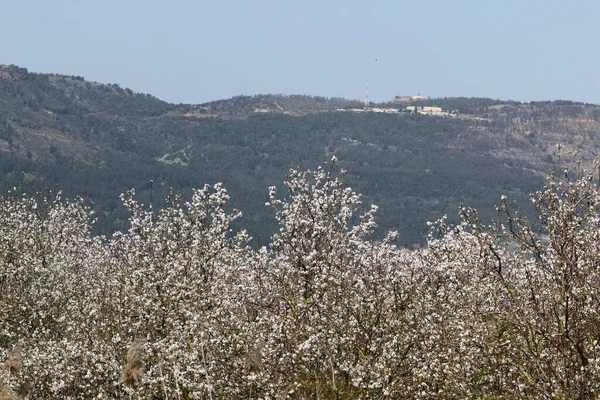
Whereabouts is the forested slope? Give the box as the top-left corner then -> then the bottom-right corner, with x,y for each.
1,64 -> 599,245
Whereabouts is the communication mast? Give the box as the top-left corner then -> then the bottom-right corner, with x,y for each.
364,80 -> 370,111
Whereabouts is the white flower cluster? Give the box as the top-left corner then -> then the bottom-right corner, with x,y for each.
1,160 -> 600,398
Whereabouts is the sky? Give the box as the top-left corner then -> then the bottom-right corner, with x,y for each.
1,0 -> 599,104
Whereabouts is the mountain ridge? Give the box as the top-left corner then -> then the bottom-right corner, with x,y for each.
1,64 -> 599,245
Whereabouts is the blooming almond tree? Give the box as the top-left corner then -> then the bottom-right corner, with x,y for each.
254,161 -> 422,398
0,190 -> 112,397
106,185 -> 255,398
3,157 -> 600,398
410,159 -> 600,398
491,162 -> 600,397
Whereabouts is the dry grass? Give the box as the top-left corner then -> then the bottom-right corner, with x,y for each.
0,385 -> 19,400
4,344 -> 21,377
119,340 -> 145,388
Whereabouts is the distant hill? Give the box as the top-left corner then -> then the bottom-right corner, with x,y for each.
1,64 -> 599,245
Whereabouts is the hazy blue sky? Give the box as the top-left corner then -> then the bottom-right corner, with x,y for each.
1,0 -> 599,104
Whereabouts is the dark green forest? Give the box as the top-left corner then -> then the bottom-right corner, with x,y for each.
1,64 -> 599,245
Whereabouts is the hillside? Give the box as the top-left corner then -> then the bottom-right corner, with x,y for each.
1,64 -> 599,245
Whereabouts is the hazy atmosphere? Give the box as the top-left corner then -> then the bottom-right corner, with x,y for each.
5,1 -> 600,398
2,0 -> 599,104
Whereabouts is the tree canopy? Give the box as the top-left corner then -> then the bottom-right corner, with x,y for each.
2,158 -> 600,398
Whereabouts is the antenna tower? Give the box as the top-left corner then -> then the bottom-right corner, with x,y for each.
364,80 -> 370,110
